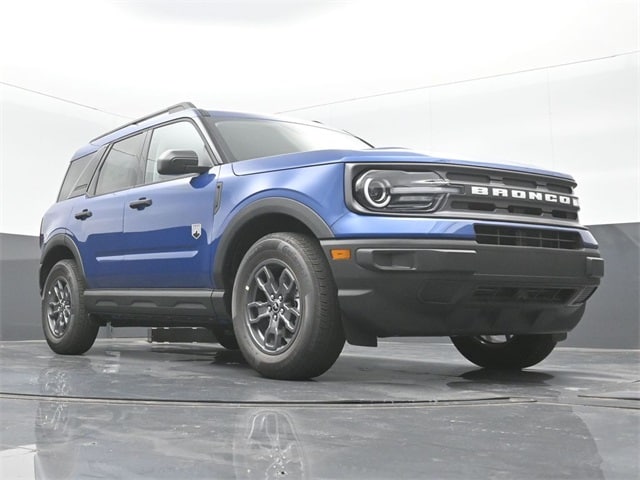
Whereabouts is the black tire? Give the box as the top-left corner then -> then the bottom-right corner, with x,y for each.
211,326 -> 239,350
232,232 -> 345,380
42,259 -> 99,355
450,334 -> 557,369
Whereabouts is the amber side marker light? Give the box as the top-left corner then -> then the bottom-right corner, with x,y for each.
331,249 -> 351,260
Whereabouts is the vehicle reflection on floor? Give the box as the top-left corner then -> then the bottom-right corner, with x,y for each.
14,343 -> 635,480
234,410 -> 305,480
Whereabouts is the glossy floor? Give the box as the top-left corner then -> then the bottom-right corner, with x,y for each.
0,339 -> 638,479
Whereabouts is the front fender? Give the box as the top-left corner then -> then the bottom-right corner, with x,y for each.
212,197 -> 333,289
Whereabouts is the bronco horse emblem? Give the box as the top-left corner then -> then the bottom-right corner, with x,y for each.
191,223 -> 202,239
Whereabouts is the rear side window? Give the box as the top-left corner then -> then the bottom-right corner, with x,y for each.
94,133 -> 145,195
57,153 -> 100,201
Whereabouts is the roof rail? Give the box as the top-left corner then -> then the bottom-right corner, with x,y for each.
91,102 -> 197,143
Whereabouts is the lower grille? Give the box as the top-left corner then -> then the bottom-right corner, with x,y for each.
472,286 -> 576,304
474,225 -> 582,250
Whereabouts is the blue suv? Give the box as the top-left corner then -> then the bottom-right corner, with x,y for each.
40,102 -> 603,379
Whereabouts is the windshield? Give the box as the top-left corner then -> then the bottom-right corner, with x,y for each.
205,117 -> 371,162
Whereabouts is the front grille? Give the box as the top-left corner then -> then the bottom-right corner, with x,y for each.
442,167 -> 580,223
472,286 -> 576,304
474,225 -> 582,249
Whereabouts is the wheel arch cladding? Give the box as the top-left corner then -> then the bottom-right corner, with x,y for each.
39,236 -> 85,294
213,198 -> 334,309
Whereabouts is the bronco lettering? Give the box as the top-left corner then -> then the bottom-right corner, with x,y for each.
469,185 -> 579,207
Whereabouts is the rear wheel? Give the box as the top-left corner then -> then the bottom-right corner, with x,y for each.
232,233 -> 345,380
42,259 -> 99,355
450,334 -> 557,369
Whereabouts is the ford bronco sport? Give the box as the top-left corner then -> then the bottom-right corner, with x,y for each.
40,102 -> 604,379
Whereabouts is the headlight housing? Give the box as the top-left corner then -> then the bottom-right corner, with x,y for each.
353,169 -> 461,213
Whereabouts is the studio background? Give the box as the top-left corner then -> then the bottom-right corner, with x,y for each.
1,0 -> 638,346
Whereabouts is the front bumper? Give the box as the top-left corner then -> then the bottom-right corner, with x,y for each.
320,239 -> 603,339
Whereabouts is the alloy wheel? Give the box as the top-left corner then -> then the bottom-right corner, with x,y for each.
244,261 -> 302,354
476,335 -> 515,345
46,278 -> 72,338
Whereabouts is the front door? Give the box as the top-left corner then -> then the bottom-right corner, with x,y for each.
121,120 -> 217,288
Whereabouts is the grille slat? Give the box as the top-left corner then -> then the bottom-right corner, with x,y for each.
474,225 -> 582,250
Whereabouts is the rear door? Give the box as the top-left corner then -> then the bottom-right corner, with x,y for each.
70,132 -> 146,288
121,120 -> 217,288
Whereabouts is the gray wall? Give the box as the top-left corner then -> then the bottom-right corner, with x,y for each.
565,223 -> 639,349
1,225 -> 638,348
0,234 -> 145,341
0,234 -> 40,340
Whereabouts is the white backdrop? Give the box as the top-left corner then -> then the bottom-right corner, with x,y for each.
1,86 -> 125,235
1,0 -> 638,235
286,53 -> 639,227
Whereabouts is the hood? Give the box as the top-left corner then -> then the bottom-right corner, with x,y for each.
230,148 -> 574,181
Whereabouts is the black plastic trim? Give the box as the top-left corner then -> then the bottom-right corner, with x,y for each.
212,197 -> 334,288
39,234 -> 87,293
214,182 -> 223,213
321,238 -> 602,339
84,289 -> 222,318
210,290 -> 230,322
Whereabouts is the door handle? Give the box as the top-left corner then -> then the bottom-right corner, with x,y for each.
74,209 -> 92,220
129,198 -> 153,210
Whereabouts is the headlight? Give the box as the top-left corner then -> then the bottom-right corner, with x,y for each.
354,169 -> 461,213
362,176 -> 392,207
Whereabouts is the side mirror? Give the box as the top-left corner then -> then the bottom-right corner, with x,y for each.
157,150 -> 210,175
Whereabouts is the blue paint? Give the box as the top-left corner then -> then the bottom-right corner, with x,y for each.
43,106 -> 597,292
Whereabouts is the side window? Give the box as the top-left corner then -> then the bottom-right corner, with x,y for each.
145,121 -> 213,184
94,133 -> 145,195
57,152 -> 100,201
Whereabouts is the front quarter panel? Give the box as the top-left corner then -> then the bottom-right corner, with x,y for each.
216,163 -> 346,227
210,162 -> 346,289
214,162 -> 347,238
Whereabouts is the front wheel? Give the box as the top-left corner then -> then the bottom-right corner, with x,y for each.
232,233 -> 345,380
42,259 -> 99,355
450,334 -> 557,369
